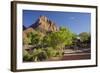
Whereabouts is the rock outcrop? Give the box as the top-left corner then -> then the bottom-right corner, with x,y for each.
23,15 -> 59,40
30,15 -> 59,32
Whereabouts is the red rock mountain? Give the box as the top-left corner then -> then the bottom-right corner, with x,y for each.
29,15 -> 59,32
23,15 -> 59,39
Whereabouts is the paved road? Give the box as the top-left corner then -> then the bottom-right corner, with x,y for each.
61,53 -> 91,60
64,48 -> 90,54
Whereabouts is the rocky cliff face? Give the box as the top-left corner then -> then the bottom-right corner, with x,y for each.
30,15 -> 59,32
23,15 -> 59,39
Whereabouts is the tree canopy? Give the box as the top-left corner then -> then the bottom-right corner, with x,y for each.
43,27 -> 74,50
79,32 -> 91,43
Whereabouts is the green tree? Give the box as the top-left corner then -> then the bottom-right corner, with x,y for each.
27,32 -> 42,46
59,27 -> 74,46
43,27 -> 74,56
79,32 -> 91,48
79,32 -> 90,42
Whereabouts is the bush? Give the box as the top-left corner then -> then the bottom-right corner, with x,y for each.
23,48 -> 64,62
31,48 -> 48,61
23,50 -> 33,61
46,47 -> 63,58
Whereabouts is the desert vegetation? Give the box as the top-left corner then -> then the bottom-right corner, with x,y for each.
23,16 -> 91,62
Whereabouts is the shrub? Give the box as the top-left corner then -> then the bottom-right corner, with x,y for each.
46,47 -> 62,58
31,48 -> 48,61
23,50 -> 33,61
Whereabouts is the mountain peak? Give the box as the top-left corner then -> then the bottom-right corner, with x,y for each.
23,15 -> 59,42
39,15 -> 48,22
30,15 -> 59,32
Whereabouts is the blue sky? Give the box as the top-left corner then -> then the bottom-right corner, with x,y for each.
23,10 -> 91,34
